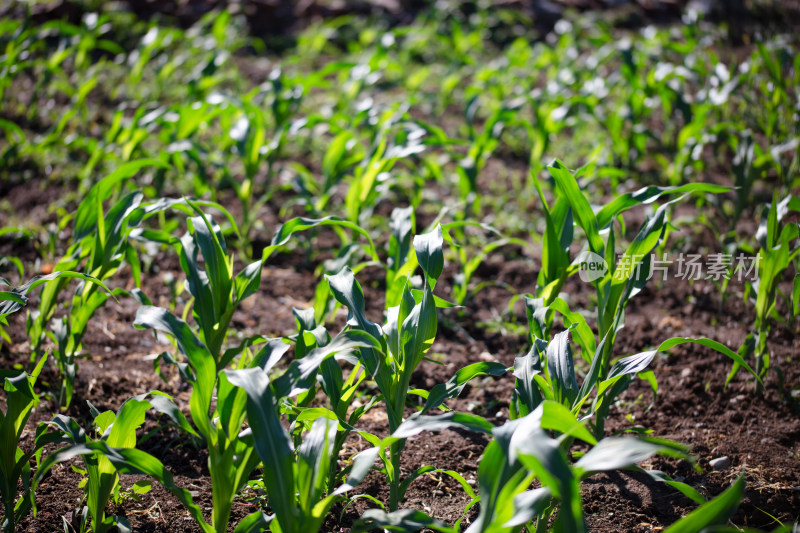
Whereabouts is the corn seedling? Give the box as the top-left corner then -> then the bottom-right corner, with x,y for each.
510,323 -> 760,438
138,203 -> 262,364
326,225 -> 452,510
33,392 -> 189,533
224,88 -> 298,250
352,402 -> 697,533
288,307 -> 379,494
25,161 -> 227,408
738,194 -> 800,383
226,365 -> 379,533
544,160 -> 729,379
133,294 -> 375,532
0,357 -> 47,533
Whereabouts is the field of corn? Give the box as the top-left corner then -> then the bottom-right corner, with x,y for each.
1,0 -> 799,531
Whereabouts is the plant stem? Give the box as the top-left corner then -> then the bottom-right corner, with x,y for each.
209,450 -> 233,533
387,400 -> 405,512
388,440 -> 403,511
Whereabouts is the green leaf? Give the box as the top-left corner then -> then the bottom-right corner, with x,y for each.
234,260 -> 262,303
325,268 -> 391,394
644,337 -> 761,387
131,480 -> 152,494
133,306 -> 215,436
224,368 -> 296,529
352,509 -> 456,533
663,476 -> 745,533
548,160 -> 603,255
574,437 -> 688,478
264,216 -> 378,262
233,511 -> 272,533
413,225 -> 444,284
332,447 -> 379,496
105,398 -> 150,448
421,361 -> 508,414
639,469 -> 705,505
296,417 -> 337,512
547,329 -> 579,407
74,159 -> 170,242
273,330 -> 380,398
539,401 -> 597,445
503,487 -> 553,528
595,183 -> 730,229
513,416 -> 584,532
400,284 -> 438,376
392,412 -> 493,439
574,331 -> 610,411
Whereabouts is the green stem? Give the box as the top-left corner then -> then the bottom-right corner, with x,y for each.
209,450 -> 233,533
388,440 -> 403,511
594,400 -> 610,440
755,328 -> 768,393
327,432 -> 347,494
386,399 -> 405,512
2,496 -> 14,533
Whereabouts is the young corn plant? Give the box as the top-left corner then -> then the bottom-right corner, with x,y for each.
382,205 -> 521,312
25,160 -> 223,408
0,357 -> 48,533
138,202 -> 263,365
33,393 -> 189,533
738,193 -> 800,383
131,211 -> 379,532
543,160 -> 730,380
226,364 -> 380,533
342,107 -> 433,225
287,307 -> 379,495
133,304 -> 376,532
326,225 -> 453,510
223,91 -> 296,251
352,402 -> 725,533
120,209 -> 276,531
509,321 -> 759,438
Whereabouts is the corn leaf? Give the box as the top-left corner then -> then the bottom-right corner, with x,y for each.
663,476 -> 745,533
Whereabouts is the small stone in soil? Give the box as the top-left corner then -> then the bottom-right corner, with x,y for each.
709,456 -> 731,470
